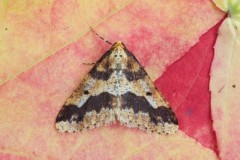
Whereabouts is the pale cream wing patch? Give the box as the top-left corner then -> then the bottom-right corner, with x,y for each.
65,75 -> 97,106
134,77 -> 169,108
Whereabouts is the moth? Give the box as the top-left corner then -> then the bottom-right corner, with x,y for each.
56,41 -> 178,134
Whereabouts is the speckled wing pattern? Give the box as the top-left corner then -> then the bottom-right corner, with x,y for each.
56,42 -> 178,134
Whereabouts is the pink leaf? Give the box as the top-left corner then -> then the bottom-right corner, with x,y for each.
210,18 -> 240,159
0,0 -> 223,85
0,153 -> 31,160
0,1 -> 224,159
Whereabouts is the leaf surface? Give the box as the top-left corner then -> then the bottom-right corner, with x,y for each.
210,1 -> 240,159
0,38 -> 220,158
0,0 -> 223,85
210,18 -> 240,160
155,20 -> 224,152
0,0 -> 132,85
0,0 -> 225,159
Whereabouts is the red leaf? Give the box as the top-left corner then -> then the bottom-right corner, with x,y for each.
155,19 -> 224,153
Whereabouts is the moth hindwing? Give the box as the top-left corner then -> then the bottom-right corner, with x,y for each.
56,41 -> 178,134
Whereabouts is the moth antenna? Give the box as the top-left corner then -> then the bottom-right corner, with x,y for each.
90,27 -> 113,45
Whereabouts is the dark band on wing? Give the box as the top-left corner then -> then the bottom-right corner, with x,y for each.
124,50 -> 147,81
89,50 -> 114,80
123,68 -> 146,81
56,92 -> 116,123
89,48 -> 146,81
89,68 -> 113,80
121,92 -> 178,125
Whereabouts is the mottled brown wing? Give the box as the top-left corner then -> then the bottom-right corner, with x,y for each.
117,50 -> 178,134
55,51 -> 117,132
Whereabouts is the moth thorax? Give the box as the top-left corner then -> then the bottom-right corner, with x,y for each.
109,46 -> 128,70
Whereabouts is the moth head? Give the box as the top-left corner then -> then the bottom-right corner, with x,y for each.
109,41 -> 128,69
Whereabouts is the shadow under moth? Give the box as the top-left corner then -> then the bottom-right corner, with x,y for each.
56,41 -> 178,134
